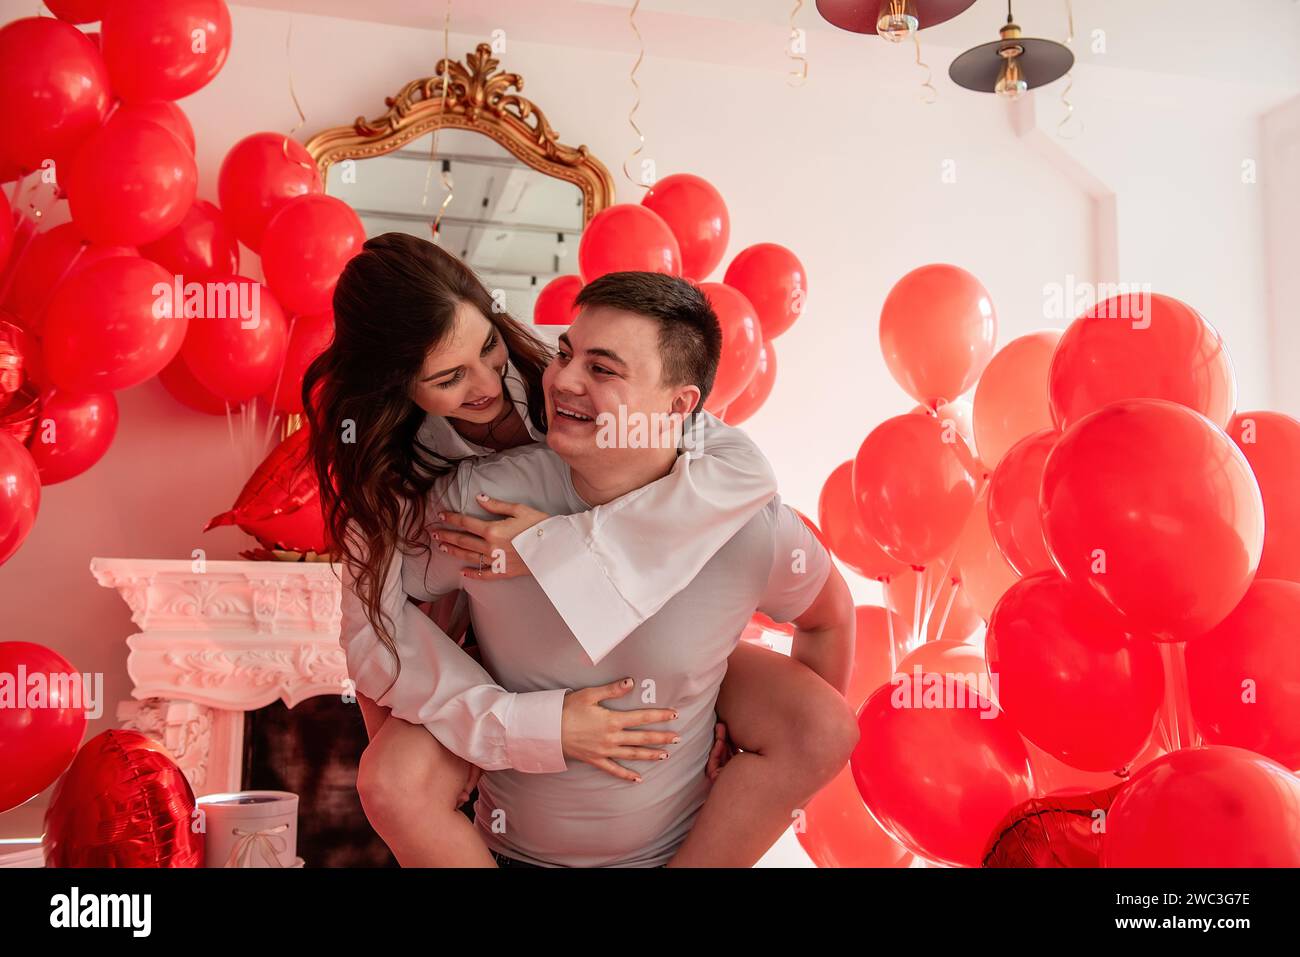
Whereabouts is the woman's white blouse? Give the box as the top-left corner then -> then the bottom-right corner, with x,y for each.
340,359 -> 778,772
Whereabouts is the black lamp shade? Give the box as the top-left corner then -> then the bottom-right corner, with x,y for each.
949,36 -> 1075,92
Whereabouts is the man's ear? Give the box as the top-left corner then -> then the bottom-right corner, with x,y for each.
669,385 -> 702,416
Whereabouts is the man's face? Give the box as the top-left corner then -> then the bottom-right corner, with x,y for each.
543,305 -> 697,467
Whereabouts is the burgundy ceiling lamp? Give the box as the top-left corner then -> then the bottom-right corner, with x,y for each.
815,0 -> 979,41
949,1 -> 1074,99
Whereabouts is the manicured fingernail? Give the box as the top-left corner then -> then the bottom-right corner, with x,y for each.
672,737 -> 680,744
623,678 -> 633,687
438,545 -> 447,553
437,512 -> 445,521
477,493 -> 488,500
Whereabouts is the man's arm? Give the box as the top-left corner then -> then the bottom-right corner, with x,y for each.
513,413 -> 778,664
787,565 -> 855,694
757,502 -> 856,695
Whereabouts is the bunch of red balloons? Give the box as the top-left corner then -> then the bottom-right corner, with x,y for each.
536,173 -> 806,424
0,1 -> 354,566
808,264 -> 1300,868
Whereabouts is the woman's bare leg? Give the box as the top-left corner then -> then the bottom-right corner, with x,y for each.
354,692 -> 497,867
666,641 -> 859,867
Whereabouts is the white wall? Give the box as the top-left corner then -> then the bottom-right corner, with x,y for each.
1,1 -> 1294,861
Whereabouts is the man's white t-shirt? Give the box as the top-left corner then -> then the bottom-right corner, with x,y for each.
402,442 -> 831,867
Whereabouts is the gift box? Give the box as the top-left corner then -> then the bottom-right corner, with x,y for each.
196,791 -> 300,868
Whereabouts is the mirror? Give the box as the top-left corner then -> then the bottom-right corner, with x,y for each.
306,43 -> 614,323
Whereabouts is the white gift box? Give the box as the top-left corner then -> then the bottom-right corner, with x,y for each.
196,791 -> 300,868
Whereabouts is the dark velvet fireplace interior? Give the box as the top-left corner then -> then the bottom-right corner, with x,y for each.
241,696 -> 396,868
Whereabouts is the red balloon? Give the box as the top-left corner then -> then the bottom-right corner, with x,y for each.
851,680 -> 1034,867
180,276 -> 289,402
853,413 -> 979,567
798,766 -> 912,868
1025,737 -> 1165,796
895,638 -> 986,684
0,641 -> 87,813
43,729 -> 204,867
884,566 -> 981,643
0,17 -> 109,174
818,460 -> 907,582
1102,746 -> 1300,867
723,243 -> 806,341
987,428 -> 1057,577
1049,293 -> 1236,432
722,340 -> 776,426
0,188 -> 12,276
533,274 -> 582,326
114,100 -> 196,154
45,0 -> 108,23
972,330 -> 1061,469
100,0 -> 231,102
641,173 -> 729,281
139,199 -> 239,280
206,425 -> 326,553
879,264 -> 996,408
65,111 -> 198,246
1,223 -> 137,334
1186,579 -> 1300,768
158,354 -> 226,415
0,431 -> 40,565
27,388 -> 118,484
982,785 -> 1123,868
987,572 -> 1164,772
218,133 -> 323,253
700,283 -> 762,411
44,256 -> 188,392
1228,411 -> 1300,584
270,310 -> 334,413
261,195 -> 366,317
1041,399 -> 1264,642
577,204 -> 680,283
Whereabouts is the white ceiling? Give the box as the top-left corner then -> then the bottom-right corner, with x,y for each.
234,0 -> 1300,93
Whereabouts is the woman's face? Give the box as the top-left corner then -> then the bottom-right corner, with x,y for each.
410,299 -> 509,423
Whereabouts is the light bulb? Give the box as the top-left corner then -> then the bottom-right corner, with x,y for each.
995,54 -> 1028,99
876,0 -> 919,42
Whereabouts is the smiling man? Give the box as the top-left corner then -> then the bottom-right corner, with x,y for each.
401,271 -> 857,866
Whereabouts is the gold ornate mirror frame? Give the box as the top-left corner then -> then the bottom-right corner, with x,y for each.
304,43 -> 616,224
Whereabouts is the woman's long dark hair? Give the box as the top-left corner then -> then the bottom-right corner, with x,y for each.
302,232 -> 551,677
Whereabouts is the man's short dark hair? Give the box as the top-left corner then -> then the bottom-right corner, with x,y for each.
574,271 -> 722,411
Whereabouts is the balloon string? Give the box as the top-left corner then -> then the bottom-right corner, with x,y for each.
786,0 -> 808,87
1058,0 -> 1081,138
1158,642 -> 1198,751
931,580 -> 959,644
0,174 -> 59,305
262,315 -> 295,455
910,567 -> 924,653
621,0 -> 648,189
912,30 -> 937,105
423,0 -> 455,240
884,594 -> 898,674
281,18 -> 315,174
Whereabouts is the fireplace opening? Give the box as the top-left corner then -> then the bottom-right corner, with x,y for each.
241,695 -> 396,867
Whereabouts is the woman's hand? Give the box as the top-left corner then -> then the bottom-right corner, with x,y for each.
705,721 -> 738,781
434,494 -> 549,581
561,678 -> 681,783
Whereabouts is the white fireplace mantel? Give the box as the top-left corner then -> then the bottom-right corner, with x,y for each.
91,557 -> 349,796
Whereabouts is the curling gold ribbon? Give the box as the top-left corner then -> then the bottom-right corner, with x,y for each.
1058,0 -> 1081,138
622,0 -> 648,189
423,0 -> 455,239
787,0 -> 808,87
282,19 -> 315,173
912,29 -> 937,105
